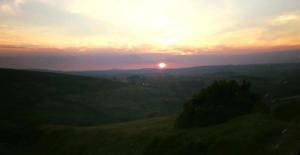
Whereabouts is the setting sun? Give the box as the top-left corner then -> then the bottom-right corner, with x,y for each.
158,62 -> 167,69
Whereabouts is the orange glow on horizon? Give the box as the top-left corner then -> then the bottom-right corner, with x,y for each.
158,62 -> 167,69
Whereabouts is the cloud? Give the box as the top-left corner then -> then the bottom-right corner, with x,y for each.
0,0 -> 300,52
0,0 -> 112,37
0,0 -> 25,14
0,4 -> 15,14
0,0 -> 119,48
212,0 -> 300,36
258,12 -> 300,42
271,14 -> 299,25
15,0 -> 113,37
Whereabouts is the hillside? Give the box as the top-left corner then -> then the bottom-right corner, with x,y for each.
0,68 -> 187,155
0,68 -> 185,126
30,96 -> 300,155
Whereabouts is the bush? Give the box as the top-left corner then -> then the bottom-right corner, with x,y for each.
175,80 -> 260,128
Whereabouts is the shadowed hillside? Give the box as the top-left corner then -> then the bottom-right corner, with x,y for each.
30,98 -> 300,155
0,68 -> 186,126
0,68 -> 184,154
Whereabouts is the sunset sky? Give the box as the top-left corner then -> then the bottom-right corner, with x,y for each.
0,0 -> 300,70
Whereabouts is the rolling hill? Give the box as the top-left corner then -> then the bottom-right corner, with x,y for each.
28,97 -> 300,155
0,68 -> 186,154
0,68 -> 186,126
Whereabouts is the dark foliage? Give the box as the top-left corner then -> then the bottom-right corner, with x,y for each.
176,80 -> 260,128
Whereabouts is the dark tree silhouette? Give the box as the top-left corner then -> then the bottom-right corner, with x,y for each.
175,80 -> 260,128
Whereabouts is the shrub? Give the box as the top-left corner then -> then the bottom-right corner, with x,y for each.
175,80 -> 260,128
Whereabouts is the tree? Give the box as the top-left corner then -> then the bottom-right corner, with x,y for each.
175,80 -> 259,128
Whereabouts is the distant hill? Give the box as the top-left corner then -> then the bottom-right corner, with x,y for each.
68,63 -> 300,77
69,63 -> 300,98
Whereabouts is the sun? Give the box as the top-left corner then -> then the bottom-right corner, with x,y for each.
158,62 -> 167,69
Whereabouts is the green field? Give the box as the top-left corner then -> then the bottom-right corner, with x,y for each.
26,111 -> 300,155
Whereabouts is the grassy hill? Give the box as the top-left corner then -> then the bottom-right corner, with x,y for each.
31,111 -> 300,155
10,97 -> 299,155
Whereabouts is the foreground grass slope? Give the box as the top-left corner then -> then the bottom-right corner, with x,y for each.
30,98 -> 300,155
32,113 -> 300,155
30,97 -> 300,155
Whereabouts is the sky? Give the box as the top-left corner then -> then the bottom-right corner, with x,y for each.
0,0 -> 300,70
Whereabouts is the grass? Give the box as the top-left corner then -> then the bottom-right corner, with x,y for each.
29,113 -> 300,155
272,97 -> 300,122
28,97 -> 300,155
